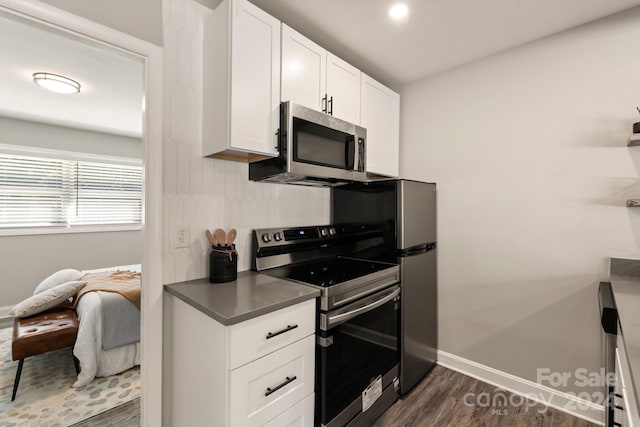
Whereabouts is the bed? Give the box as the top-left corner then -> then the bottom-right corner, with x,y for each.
72,264 -> 141,387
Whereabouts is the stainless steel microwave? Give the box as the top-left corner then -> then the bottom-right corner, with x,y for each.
249,102 -> 367,186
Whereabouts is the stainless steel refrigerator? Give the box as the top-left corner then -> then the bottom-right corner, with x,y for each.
332,179 -> 437,395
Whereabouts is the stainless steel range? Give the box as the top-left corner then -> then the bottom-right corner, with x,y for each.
253,224 -> 401,427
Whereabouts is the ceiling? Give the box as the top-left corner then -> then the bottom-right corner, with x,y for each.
0,12 -> 143,138
250,0 -> 640,87
2,1 -> 639,138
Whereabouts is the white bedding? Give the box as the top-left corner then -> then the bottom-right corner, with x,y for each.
72,264 -> 141,387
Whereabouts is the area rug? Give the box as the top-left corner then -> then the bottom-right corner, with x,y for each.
0,326 -> 140,426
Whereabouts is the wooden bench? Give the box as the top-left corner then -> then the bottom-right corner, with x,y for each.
11,308 -> 79,401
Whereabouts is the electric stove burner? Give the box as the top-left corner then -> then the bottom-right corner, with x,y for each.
268,257 -> 395,287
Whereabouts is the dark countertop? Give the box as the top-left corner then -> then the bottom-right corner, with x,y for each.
165,270 -> 319,326
610,258 -> 640,408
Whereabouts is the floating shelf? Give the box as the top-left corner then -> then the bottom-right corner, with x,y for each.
627,199 -> 640,207
628,133 -> 640,147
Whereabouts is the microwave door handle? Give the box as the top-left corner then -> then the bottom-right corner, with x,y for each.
345,137 -> 355,170
358,137 -> 365,172
326,287 -> 400,329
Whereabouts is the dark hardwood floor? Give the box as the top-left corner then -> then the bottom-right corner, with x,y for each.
67,365 -> 599,427
374,365 -> 599,427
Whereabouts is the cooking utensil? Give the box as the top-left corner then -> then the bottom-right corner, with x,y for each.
205,230 -> 217,247
214,228 -> 226,247
226,228 -> 237,246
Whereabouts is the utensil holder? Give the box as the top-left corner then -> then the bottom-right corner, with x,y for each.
209,245 -> 238,283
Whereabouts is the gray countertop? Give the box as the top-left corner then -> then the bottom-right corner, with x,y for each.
165,271 -> 319,326
610,258 -> 640,409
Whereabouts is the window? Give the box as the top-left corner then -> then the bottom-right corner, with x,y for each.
0,145 -> 142,233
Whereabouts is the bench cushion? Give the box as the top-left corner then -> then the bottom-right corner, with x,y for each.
12,308 -> 79,361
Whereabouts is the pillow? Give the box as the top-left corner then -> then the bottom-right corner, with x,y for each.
34,269 -> 82,295
14,280 -> 87,318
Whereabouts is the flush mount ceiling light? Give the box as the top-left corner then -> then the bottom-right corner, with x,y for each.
388,3 -> 409,20
32,72 -> 81,94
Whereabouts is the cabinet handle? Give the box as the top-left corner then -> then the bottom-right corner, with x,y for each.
615,393 -> 623,398
613,423 -> 622,427
328,96 -> 333,115
265,376 -> 297,396
266,324 -> 298,339
615,404 -> 624,411
322,94 -> 328,113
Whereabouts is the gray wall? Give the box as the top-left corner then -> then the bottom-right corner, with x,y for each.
0,231 -> 142,307
40,0 -> 162,46
0,116 -> 142,158
399,7 -> 640,395
0,118 -> 143,307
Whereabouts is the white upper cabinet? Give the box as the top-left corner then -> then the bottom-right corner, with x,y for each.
281,25 -> 360,124
203,0 -> 281,161
281,24 -> 326,112
360,74 -> 400,177
326,52 -> 361,124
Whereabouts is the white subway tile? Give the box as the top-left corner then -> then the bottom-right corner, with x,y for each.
163,138 -> 177,195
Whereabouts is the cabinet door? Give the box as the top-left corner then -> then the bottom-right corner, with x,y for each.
229,335 -> 315,427
360,73 -> 400,177
281,24 -> 326,112
228,299 -> 315,370
231,0 -> 280,156
326,52 -> 360,124
263,393 -> 314,427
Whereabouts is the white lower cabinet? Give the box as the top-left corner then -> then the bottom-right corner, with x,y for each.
263,393 -> 315,427
230,335 -> 315,426
168,296 -> 315,427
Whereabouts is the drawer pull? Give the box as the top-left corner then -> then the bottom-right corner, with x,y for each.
266,324 -> 298,340
613,423 -> 622,427
265,376 -> 297,397
615,404 -> 624,411
615,393 -> 623,398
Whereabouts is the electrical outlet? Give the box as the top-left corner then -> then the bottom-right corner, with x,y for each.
174,224 -> 190,248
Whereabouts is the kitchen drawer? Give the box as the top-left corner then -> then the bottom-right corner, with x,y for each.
229,299 -> 315,369
263,393 -> 314,427
229,334 -> 315,427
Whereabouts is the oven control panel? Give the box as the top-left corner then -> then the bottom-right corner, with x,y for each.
254,223 -> 384,249
255,225 -> 337,248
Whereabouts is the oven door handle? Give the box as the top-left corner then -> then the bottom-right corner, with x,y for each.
325,286 -> 400,329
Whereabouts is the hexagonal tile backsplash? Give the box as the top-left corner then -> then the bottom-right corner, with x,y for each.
163,0 -> 330,284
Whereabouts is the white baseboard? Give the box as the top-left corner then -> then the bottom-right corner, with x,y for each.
437,350 -> 605,426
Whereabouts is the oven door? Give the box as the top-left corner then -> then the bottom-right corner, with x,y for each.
317,285 -> 400,427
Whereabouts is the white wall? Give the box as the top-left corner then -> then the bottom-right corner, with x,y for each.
400,7 -> 640,395
162,0 -> 329,284
40,0 -> 163,46
0,118 -> 143,308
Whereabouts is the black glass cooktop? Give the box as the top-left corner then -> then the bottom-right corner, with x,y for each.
267,257 -> 396,287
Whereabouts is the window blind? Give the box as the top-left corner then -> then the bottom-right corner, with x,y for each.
0,151 -> 142,229
71,161 -> 142,226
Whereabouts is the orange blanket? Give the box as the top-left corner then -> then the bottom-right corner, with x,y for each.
73,271 -> 141,309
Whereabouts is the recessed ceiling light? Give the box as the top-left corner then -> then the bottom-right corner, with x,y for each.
32,72 -> 81,94
388,3 -> 409,20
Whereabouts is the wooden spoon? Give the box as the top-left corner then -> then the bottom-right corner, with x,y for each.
227,228 -> 238,258
205,230 -> 216,247
213,228 -> 226,247
226,228 -> 237,246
